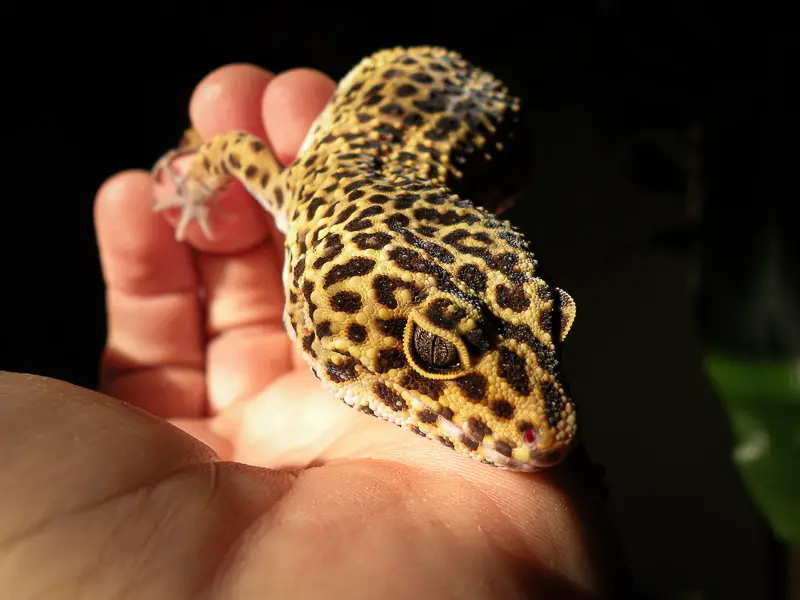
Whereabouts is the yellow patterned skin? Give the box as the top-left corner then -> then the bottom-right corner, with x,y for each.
153,46 -> 578,470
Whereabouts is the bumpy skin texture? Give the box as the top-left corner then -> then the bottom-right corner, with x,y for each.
153,46 -> 578,471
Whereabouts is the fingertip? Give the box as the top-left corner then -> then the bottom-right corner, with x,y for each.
263,68 -> 337,165
95,170 -> 155,236
189,63 -> 275,139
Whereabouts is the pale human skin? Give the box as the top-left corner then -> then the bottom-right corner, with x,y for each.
0,63 -> 631,598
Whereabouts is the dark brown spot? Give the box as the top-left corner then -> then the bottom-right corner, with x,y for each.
372,275 -> 423,309
380,103 -> 405,116
348,189 -> 366,201
330,291 -> 362,314
502,322 -> 536,346
374,382 -> 407,411
343,179 -> 369,194
398,369 -> 444,400
438,436 -> 455,449
410,72 -> 434,84
228,153 -> 241,168
418,409 -> 438,424
292,259 -> 304,287
456,263 -> 487,294
326,358 -> 357,382
382,68 -> 402,79
334,205 -> 358,224
401,231 -> 455,264
413,93 -> 447,114
244,165 -> 258,179
542,382 -> 565,426
410,425 -> 426,437
468,417 -> 492,440
426,298 -> 466,330
498,230 -> 526,249
435,116 -> 460,133
302,279 -> 317,316
323,257 -> 376,288
375,348 -> 406,373
376,317 -> 407,340
386,213 -> 410,230
539,308 -> 553,334
439,406 -> 454,421
493,253 -> 528,285
306,197 -> 326,220
353,232 -> 393,250
389,247 -> 431,273
462,435 -> 480,451
347,323 -> 367,344
494,440 -> 514,457
495,284 -> 530,312
302,333 -> 316,357
537,284 -> 553,302
368,193 -> 391,204
393,192 -> 419,210
499,347 -> 530,396
492,400 -> 515,419
396,84 -> 418,97
533,339 -> 559,376
456,373 -> 487,402
260,173 -> 269,188
404,113 -> 425,127
344,205 -> 384,232
316,321 -> 332,338
311,240 -> 344,270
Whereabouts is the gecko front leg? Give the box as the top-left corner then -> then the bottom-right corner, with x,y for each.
152,129 -> 288,241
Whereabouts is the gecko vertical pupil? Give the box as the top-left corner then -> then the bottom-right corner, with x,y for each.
413,326 -> 459,370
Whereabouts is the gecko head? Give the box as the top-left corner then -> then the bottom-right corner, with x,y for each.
302,206 -> 578,471
386,284 -> 578,471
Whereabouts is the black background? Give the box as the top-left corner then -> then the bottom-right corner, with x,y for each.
4,2 -> 794,598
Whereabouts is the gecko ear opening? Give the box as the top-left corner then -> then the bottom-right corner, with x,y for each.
555,288 -> 576,342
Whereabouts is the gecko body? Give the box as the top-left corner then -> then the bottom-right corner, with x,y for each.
153,46 -> 578,471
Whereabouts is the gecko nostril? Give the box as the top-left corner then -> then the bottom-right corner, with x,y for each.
523,427 -> 536,445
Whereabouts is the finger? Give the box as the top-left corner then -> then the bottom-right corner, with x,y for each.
157,64 -> 277,253
187,68 -> 337,410
155,64 -> 291,414
262,68 -> 337,166
260,68 -> 337,369
96,170 -> 207,418
101,65 -> 277,418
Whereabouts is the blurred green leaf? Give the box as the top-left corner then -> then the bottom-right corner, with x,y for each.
705,355 -> 800,547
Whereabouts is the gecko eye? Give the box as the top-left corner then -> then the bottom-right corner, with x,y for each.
412,326 -> 460,371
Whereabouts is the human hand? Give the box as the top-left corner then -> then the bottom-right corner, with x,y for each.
0,63 -> 629,598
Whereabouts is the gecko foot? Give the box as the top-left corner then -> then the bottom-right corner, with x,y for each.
152,149 -> 226,241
